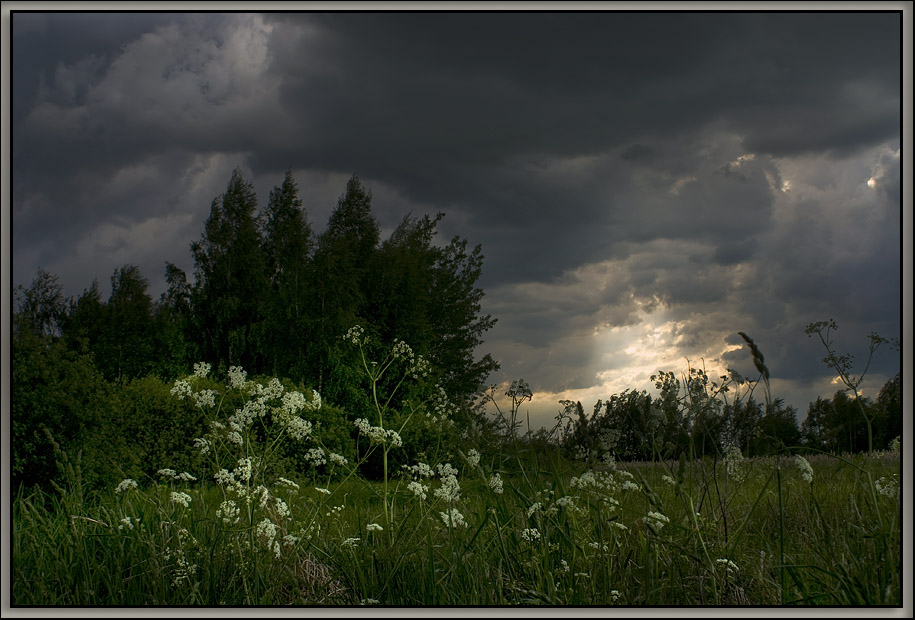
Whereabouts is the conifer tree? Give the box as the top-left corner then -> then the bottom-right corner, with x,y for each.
308,175 -> 380,398
190,168 -> 267,372
259,170 -> 314,378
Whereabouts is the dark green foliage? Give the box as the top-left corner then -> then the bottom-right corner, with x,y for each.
11,327 -> 111,491
307,175 -> 381,399
93,375 -> 211,484
191,167 -> 268,372
259,170 -> 315,380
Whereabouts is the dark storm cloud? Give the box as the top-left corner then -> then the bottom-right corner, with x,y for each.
9,8 -> 903,422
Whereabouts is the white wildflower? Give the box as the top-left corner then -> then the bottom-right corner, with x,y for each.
305,447 -> 327,467
644,511 -> 669,530
439,508 -> 467,528
115,478 -> 138,493
521,527 -> 541,543
794,455 -> 814,484
193,362 -> 211,378
228,366 -> 248,389
662,475 -> 676,485
343,325 -> 366,345
488,473 -> 504,494
170,491 -> 192,508
342,537 -> 361,548
366,523 -> 383,532
275,498 -> 290,519
465,448 -> 481,467
329,452 -> 348,466
277,477 -> 299,490
408,481 -> 428,500
170,379 -> 192,400
193,437 -> 210,454
192,388 -> 216,409
875,475 -> 899,498
216,500 -> 240,525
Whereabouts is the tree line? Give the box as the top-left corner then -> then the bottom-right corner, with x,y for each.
14,169 -> 499,409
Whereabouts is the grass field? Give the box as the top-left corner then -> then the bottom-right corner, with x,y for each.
12,442 -> 902,607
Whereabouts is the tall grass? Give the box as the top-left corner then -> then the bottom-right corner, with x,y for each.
11,330 -> 903,607
13,439 -> 901,606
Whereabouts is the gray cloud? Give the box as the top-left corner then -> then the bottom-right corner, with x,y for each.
10,10 -> 903,423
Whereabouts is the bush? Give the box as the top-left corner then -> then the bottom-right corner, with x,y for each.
12,331 -> 112,491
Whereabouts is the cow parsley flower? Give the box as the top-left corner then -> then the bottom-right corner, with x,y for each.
217,500 -> 240,525
408,481 -> 428,500
465,448 -> 481,467
521,528 -> 541,543
366,523 -> 383,532
170,492 -> 192,508
193,362 -> 211,378
488,473 -> 504,494
644,511 -> 669,530
305,447 -> 327,467
716,558 -> 740,576
794,455 -> 814,484
115,478 -> 138,493
439,508 -> 467,528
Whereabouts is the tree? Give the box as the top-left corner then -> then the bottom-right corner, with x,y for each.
428,236 -> 499,401
753,398 -> 801,454
152,262 -> 197,377
62,279 -> 104,355
308,175 -> 381,402
258,171 -> 315,379
191,168 -> 268,373
97,264 -> 155,381
874,373 -> 901,449
14,268 -> 67,339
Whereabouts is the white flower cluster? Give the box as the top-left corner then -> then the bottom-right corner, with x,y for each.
193,362 -> 211,378
170,491 -> 192,508
305,447 -> 327,467
329,452 -> 348,466
643,511 -> 669,531
115,478 -> 138,493
794,455 -> 814,484
158,469 -> 197,483
354,418 -> 402,448
427,384 -> 457,422
403,461 -> 434,479
228,366 -> 249,390
366,523 -> 383,532
255,518 -> 281,558
343,325 -> 366,345
276,477 -> 300,490
488,473 -> 504,494
118,516 -> 139,530
434,463 -> 461,503
439,507 -> 467,528
217,500 -> 240,525
716,558 -> 740,577
723,444 -> 746,482
408,480 -> 429,500
521,527 -> 541,543
876,475 -> 899,498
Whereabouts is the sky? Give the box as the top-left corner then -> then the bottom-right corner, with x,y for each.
6,4 -> 911,431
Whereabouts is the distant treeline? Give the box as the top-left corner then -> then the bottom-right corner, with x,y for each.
551,373 -> 901,464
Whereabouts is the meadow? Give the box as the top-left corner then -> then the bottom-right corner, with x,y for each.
11,330 -> 903,608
